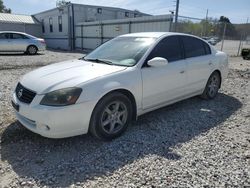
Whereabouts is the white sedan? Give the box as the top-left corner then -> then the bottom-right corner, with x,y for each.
0,31 -> 46,55
12,32 -> 228,139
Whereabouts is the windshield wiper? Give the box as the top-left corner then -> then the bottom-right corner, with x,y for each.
83,58 -> 114,65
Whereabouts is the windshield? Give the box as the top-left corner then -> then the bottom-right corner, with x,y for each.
84,37 -> 156,67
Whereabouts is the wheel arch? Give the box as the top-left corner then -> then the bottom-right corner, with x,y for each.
92,88 -> 137,121
212,69 -> 222,88
26,44 -> 38,52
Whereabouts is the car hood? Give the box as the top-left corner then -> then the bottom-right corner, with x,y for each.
20,59 -> 127,94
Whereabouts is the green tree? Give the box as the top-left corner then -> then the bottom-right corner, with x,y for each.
215,16 -> 237,39
0,0 -> 11,13
177,20 -> 204,36
200,17 -> 218,36
56,0 -> 71,7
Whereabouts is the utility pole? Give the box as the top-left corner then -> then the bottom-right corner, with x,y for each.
244,17 -> 249,46
204,9 -> 209,36
174,0 -> 180,32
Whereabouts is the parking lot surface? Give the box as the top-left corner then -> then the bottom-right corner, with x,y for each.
0,50 -> 249,187
0,50 -> 84,70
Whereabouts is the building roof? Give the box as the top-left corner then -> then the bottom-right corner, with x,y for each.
73,3 -> 150,15
34,3 -> 150,16
0,13 -> 40,24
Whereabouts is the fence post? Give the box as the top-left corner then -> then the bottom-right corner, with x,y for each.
237,34 -> 243,56
81,25 -> 83,50
23,23 -> 26,33
221,23 -> 227,51
100,23 -> 103,44
169,18 -> 172,32
128,21 -> 132,33
238,17 -> 249,56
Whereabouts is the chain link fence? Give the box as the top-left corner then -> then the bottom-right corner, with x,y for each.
171,15 -> 250,56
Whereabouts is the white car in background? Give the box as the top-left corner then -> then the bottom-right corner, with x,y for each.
207,38 -> 217,46
0,31 -> 46,55
12,32 -> 228,139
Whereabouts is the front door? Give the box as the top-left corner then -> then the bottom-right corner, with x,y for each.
141,36 -> 188,110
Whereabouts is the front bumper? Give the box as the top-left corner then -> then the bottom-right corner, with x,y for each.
37,43 -> 46,51
12,92 -> 95,138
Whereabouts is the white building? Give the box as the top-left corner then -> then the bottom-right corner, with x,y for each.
33,3 -> 149,50
0,3 -> 173,51
0,13 -> 42,37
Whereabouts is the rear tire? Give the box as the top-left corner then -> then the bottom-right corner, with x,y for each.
201,72 -> 221,99
27,45 -> 38,55
89,92 -> 132,140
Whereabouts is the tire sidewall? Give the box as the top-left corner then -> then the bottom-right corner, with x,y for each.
203,72 -> 221,99
27,45 -> 37,55
90,92 -> 133,140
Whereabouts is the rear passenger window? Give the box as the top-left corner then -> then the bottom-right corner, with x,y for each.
147,36 -> 183,62
12,34 -> 25,39
204,42 -> 211,55
182,36 -> 206,58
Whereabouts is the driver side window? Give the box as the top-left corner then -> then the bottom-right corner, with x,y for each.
0,33 -> 9,39
146,36 -> 183,64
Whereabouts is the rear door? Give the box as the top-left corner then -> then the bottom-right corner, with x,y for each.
0,33 -> 11,51
181,36 -> 213,94
10,33 -> 29,51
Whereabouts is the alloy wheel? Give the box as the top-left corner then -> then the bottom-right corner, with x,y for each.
207,74 -> 220,97
100,101 -> 128,134
28,46 -> 37,55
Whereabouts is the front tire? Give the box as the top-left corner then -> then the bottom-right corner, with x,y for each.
89,92 -> 132,140
201,72 -> 221,99
27,45 -> 38,55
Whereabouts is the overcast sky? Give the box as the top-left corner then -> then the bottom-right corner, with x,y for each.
3,0 -> 250,23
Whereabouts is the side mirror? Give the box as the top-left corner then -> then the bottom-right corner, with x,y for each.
147,57 -> 168,67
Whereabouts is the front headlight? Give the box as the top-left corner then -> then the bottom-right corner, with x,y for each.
40,87 -> 82,106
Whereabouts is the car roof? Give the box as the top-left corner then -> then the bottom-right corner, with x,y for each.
119,32 -> 216,54
119,32 -> 196,39
0,31 -> 27,35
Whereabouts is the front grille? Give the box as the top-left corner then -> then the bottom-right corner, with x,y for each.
15,83 -> 36,104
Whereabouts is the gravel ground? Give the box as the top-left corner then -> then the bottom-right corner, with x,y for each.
0,50 -> 83,70
0,51 -> 250,187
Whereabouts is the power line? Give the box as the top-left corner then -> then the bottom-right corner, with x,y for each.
144,6 -> 175,13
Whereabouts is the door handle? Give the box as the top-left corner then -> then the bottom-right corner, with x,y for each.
209,61 -> 213,65
180,70 -> 185,74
